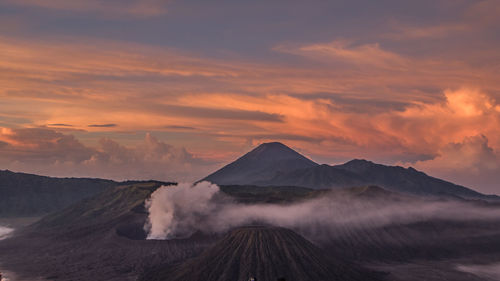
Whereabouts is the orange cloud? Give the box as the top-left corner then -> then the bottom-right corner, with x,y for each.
1,34 -> 500,191
394,88 -> 500,149
412,135 -> 500,194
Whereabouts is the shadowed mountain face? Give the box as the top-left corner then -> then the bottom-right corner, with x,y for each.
203,142 -> 318,185
335,160 -> 494,199
0,170 -> 116,217
140,226 -> 385,281
204,143 -> 497,200
263,160 -> 496,199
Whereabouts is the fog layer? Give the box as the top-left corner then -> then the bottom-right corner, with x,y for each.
145,182 -> 500,240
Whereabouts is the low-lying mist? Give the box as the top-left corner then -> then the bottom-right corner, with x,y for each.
0,226 -> 14,240
144,182 -> 500,240
457,263 -> 500,280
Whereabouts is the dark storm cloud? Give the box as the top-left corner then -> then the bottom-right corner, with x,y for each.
88,124 -> 118,128
156,104 -> 284,123
48,123 -> 73,127
164,125 -> 197,130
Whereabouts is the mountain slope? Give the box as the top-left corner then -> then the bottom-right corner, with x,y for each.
334,159 -> 495,199
203,144 -> 497,200
203,142 -> 318,185
257,164 -> 366,188
29,181 -> 170,237
263,160 -> 496,199
140,226 -> 386,281
0,170 -> 117,217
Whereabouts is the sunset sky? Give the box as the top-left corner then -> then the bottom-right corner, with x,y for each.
1,0 -> 499,193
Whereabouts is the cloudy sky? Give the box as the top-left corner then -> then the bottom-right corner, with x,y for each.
1,0 -> 499,193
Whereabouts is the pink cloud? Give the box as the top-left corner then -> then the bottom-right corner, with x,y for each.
0,127 -> 216,182
413,135 -> 500,194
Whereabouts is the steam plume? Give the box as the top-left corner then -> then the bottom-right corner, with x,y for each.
145,182 -> 500,240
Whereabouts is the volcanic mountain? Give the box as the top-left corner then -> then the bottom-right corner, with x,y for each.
204,142 -> 498,200
140,226 -> 386,281
203,142 -> 318,185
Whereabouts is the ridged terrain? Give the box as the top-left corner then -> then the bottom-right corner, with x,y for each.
141,226 -> 385,281
203,142 -> 497,200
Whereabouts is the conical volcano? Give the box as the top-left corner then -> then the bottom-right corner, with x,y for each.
141,226 -> 385,281
203,142 -> 318,185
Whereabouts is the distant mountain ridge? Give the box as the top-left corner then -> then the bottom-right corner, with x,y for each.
204,142 -> 498,200
0,170 -> 117,217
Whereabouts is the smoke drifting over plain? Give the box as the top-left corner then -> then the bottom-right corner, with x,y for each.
0,226 -> 14,240
457,263 -> 500,280
144,182 -> 500,240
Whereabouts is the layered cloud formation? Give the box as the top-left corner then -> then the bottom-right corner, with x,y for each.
0,0 -> 499,192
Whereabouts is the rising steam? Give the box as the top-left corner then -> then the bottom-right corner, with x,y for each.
144,182 -> 220,239
144,182 -> 500,240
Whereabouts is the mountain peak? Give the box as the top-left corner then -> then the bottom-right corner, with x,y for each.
344,159 -> 375,165
259,141 -> 286,147
335,159 -> 376,172
203,142 -> 317,185
243,142 -> 311,161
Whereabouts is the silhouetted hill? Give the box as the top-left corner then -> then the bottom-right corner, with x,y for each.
219,184 -> 327,204
256,163 -> 365,188
263,159 -> 497,199
140,226 -> 386,281
203,142 -> 318,185
29,181 -> 173,237
0,170 -> 117,217
203,143 -> 497,200
334,159 -> 496,199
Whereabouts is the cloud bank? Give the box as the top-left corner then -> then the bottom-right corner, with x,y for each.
0,127 -> 216,182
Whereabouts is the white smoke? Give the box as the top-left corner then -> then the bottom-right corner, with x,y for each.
144,182 -> 220,239
456,263 -> 500,280
0,226 -> 14,240
144,182 -> 500,240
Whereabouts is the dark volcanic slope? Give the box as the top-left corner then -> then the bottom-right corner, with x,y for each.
203,142 -> 318,185
260,160 -> 497,200
335,159 -> 494,199
0,170 -> 116,217
256,164 -> 366,189
141,226 -> 385,281
0,181 -> 214,281
201,143 -> 496,200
